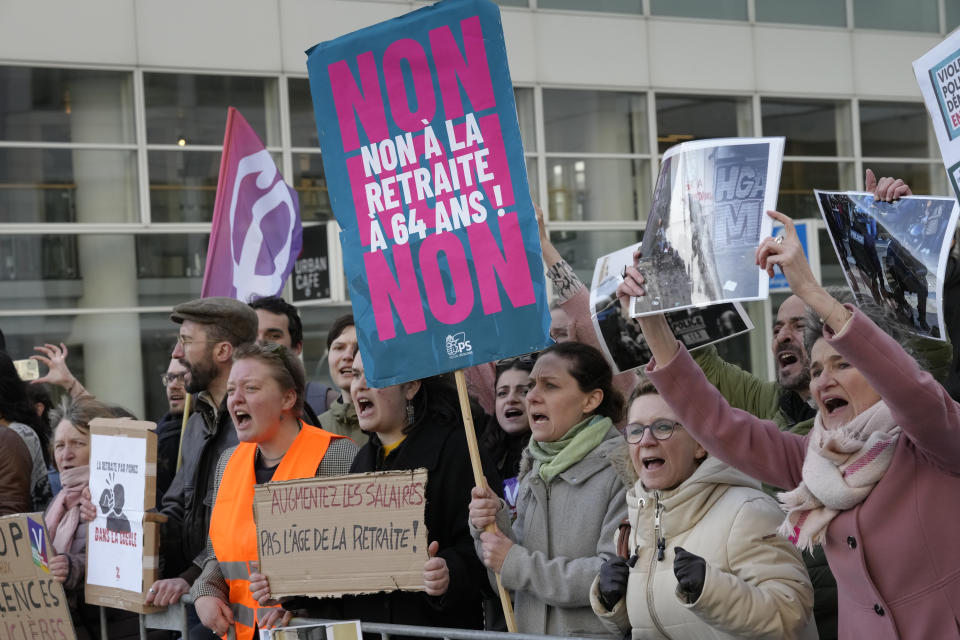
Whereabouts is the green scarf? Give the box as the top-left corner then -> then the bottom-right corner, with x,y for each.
528,415 -> 612,484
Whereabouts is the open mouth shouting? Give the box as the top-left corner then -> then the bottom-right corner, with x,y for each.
821,395 -> 849,415
355,395 -> 375,419
641,456 -> 665,471
499,404 -> 528,433
232,409 -> 252,429
776,348 -> 804,375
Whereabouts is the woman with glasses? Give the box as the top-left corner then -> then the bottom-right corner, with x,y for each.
591,380 -> 816,639
469,341 -> 631,637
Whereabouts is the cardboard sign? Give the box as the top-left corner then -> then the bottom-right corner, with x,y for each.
85,418 -> 165,614
253,470 -> 428,598
292,225 -> 331,302
306,0 -> 551,386
0,513 -> 76,640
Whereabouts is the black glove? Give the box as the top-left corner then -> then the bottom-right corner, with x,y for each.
673,546 -> 706,601
597,557 -> 629,611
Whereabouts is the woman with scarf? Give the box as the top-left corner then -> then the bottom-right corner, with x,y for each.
590,380 -> 816,639
618,209 -> 960,639
469,341 -> 631,637
44,396 -> 114,638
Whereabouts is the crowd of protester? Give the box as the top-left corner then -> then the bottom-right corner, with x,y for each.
1,170 -> 959,640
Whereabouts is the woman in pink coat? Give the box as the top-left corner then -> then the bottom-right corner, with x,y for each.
619,209 -> 960,639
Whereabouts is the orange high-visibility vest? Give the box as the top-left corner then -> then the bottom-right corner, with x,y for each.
209,422 -> 340,640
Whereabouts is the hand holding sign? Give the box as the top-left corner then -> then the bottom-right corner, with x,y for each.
423,541 -> 449,596
865,169 -> 912,203
79,487 -> 95,523
49,555 -> 69,584
249,564 -> 277,606
468,484 -> 500,529
756,211 -> 819,296
478,529 -> 513,574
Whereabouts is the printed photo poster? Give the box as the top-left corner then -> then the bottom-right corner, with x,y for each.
630,137 -> 785,318
815,191 -> 958,339
0,513 -> 76,640
914,32 -> 960,202
86,434 -> 146,594
259,620 -> 361,640
591,244 -> 754,373
306,0 -> 551,386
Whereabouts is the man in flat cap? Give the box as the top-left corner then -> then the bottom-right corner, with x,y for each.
147,297 -> 257,614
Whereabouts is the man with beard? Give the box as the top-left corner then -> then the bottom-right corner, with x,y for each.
694,294 -> 815,427
146,297 -> 257,615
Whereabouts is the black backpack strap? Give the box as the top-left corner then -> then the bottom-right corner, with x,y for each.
302,400 -> 322,428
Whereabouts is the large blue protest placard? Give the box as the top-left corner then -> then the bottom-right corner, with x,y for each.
307,0 -> 551,386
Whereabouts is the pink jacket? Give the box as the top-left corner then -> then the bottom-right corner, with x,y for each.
646,308 -> 960,639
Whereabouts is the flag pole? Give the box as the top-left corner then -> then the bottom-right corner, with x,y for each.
453,369 -> 518,633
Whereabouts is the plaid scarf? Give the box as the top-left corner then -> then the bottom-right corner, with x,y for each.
777,400 -> 900,552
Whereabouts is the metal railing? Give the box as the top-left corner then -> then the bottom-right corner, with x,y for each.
133,606 -> 595,640
291,618 -> 595,640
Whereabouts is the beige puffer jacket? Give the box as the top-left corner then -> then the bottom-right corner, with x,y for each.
590,456 -> 818,640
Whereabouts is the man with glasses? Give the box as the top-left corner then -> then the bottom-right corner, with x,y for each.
147,297 -> 257,624
155,355 -> 188,508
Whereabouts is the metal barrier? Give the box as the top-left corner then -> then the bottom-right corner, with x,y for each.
135,609 -> 596,640
291,618 -> 595,640
141,601 -> 191,638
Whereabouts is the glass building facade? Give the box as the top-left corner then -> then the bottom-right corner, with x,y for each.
0,0 -> 950,418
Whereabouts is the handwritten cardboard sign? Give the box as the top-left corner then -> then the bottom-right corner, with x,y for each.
85,418 -> 165,614
253,470 -> 428,598
0,513 -> 76,640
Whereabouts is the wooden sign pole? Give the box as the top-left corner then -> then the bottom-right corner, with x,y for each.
453,369 -> 518,633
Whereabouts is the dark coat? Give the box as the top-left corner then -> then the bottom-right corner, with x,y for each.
154,411 -> 183,510
0,426 -> 32,515
296,418 -> 500,636
159,394 -> 237,577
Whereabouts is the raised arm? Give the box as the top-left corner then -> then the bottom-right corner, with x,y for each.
617,245 -> 807,489
31,343 -> 92,399
758,208 -> 960,470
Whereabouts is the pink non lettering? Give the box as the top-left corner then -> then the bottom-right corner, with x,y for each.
329,15 -> 496,151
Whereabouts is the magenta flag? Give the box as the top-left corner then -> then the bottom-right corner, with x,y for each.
201,107 -> 302,300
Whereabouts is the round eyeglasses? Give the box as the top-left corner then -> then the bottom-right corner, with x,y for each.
622,420 -> 681,444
